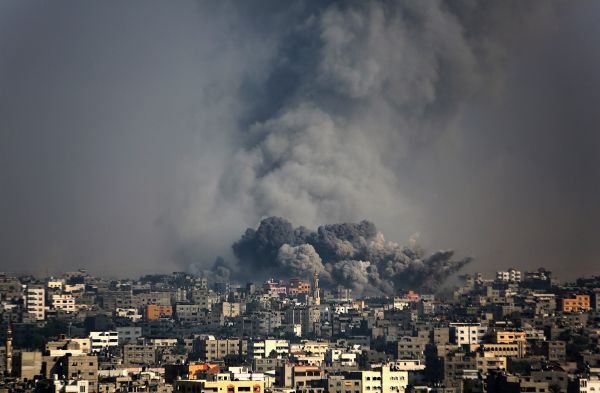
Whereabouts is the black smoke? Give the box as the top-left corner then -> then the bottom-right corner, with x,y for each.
232,216 -> 471,295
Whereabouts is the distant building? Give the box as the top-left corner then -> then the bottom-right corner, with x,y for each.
52,294 -> 76,313
495,269 -> 522,283
25,286 -> 45,320
580,376 -> 600,393
288,278 -> 311,295
327,366 -> 408,393
146,304 -> 173,320
449,323 -> 486,345
560,295 -> 591,313
174,378 -> 264,393
89,331 -> 118,353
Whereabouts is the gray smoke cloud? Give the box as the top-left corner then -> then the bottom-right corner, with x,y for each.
0,1 -> 598,279
276,244 -> 330,280
232,216 -> 471,295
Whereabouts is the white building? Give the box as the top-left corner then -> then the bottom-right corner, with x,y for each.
89,331 -> 119,353
53,379 -> 89,393
450,323 -> 486,345
47,280 -> 64,290
52,294 -> 76,312
326,348 -> 358,366
25,286 -> 45,320
495,269 -> 522,283
328,366 -> 408,393
580,376 -> 600,393
64,283 -> 85,293
115,308 -> 142,322
250,339 -> 289,359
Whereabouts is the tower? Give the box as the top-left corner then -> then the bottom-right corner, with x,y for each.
313,271 -> 320,306
5,321 -> 12,376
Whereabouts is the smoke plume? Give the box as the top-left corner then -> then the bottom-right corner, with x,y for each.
1,1 -> 598,279
232,216 -> 471,295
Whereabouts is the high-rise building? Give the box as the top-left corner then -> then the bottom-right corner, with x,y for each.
25,286 -> 45,320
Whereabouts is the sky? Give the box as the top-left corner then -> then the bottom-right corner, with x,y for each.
0,0 -> 598,279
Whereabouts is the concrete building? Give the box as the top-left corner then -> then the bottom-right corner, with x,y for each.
250,339 -> 289,359
123,342 -> 157,365
213,302 -> 243,318
195,338 -> 246,362
327,366 -> 408,393
561,295 -> 591,313
175,304 -> 207,324
277,364 -> 324,389
495,331 -> 526,344
579,376 -> 600,393
52,294 -> 76,313
116,326 -> 143,344
89,331 -> 118,353
25,286 -> 45,320
16,351 -> 43,380
146,304 -> 173,320
174,378 -> 264,393
449,323 -> 486,345
495,269 -> 522,283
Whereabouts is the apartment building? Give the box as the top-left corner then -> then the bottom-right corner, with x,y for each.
25,286 -> 45,320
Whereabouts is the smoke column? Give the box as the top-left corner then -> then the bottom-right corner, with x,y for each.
1,1 -> 598,278
227,216 -> 471,295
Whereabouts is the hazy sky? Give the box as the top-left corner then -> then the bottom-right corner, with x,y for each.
0,0 -> 598,279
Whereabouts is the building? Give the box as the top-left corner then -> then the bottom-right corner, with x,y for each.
277,364 -> 324,389
213,302 -> 243,318
47,280 -> 64,290
195,338 -> 246,362
114,307 -> 142,322
16,351 -> 43,380
146,304 -> 173,320
60,355 -> 98,383
52,294 -> 76,313
449,323 -> 486,345
327,366 -> 408,393
495,331 -> 526,344
250,339 -> 289,359
165,363 -> 220,383
25,286 -> 45,320
495,269 -> 522,283
175,304 -> 207,324
579,376 -> 600,393
394,336 -> 429,361
561,295 -> 591,313
123,342 -> 157,365
542,341 -> 566,363
89,331 -> 119,353
53,379 -> 90,393
288,279 -> 311,295
174,378 -> 264,393
116,326 -> 143,344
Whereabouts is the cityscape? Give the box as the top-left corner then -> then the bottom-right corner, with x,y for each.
0,267 -> 600,392
1,1 -> 599,393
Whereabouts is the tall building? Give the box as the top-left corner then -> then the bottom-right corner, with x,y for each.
5,322 -> 12,376
25,286 -> 45,320
313,271 -> 320,306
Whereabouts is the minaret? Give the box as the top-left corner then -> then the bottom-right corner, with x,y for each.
313,271 -> 320,306
5,321 -> 12,376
